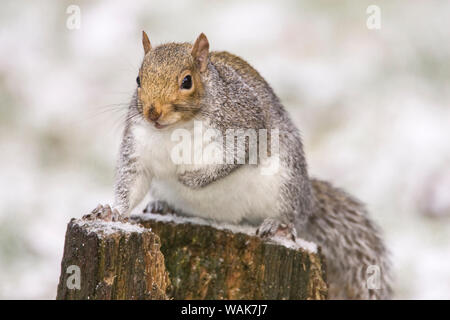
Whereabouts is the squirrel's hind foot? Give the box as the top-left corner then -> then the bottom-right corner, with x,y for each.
83,204 -> 127,222
143,200 -> 176,215
256,218 -> 297,242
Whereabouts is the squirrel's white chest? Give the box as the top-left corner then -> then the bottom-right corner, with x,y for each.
131,122 -> 281,225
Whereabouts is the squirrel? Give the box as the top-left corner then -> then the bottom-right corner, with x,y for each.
84,32 -> 392,300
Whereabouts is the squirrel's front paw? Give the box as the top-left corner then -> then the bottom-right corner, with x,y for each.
143,200 -> 175,215
256,218 -> 297,242
83,204 -> 126,222
177,170 -> 205,189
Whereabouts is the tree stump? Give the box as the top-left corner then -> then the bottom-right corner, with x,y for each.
56,214 -> 328,300
56,218 -> 170,300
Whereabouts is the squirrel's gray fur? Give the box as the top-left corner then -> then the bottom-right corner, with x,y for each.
101,34 -> 392,299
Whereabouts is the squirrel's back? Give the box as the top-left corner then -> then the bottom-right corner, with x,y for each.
204,51 -> 295,131
210,51 -> 269,87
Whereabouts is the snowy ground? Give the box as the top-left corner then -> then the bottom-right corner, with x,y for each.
0,0 -> 449,299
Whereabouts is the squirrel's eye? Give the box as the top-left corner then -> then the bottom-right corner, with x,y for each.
136,76 -> 141,87
181,75 -> 192,90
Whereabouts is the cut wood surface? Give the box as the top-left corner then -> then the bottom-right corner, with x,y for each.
56,213 -> 328,300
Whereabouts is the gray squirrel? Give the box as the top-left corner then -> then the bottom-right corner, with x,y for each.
85,32 -> 392,299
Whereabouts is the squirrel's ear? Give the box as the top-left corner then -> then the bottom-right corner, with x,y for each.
191,33 -> 209,72
142,31 -> 152,54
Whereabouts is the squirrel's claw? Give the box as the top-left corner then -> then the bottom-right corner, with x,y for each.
91,204 -> 102,215
256,218 -> 297,242
83,204 -> 127,222
143,200 -> 175,215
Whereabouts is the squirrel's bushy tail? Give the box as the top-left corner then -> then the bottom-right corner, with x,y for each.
304,179 -> 393,299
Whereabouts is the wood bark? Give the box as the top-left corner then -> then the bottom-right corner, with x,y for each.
56,215 -> 327,300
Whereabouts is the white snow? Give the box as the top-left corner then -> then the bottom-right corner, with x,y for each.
73,219 -> 147,238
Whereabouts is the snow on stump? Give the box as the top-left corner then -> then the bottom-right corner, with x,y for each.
56,214 -> 328,300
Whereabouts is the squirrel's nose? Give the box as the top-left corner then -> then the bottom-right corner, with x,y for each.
148,105 -> 161,122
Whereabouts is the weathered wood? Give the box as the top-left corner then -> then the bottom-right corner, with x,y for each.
56,218 -> 170,300
57,214 -> 327,300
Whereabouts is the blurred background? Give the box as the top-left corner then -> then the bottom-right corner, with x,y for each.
0,0 -> 449,299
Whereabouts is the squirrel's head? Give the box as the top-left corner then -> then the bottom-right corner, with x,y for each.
136,31 -> 209,129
